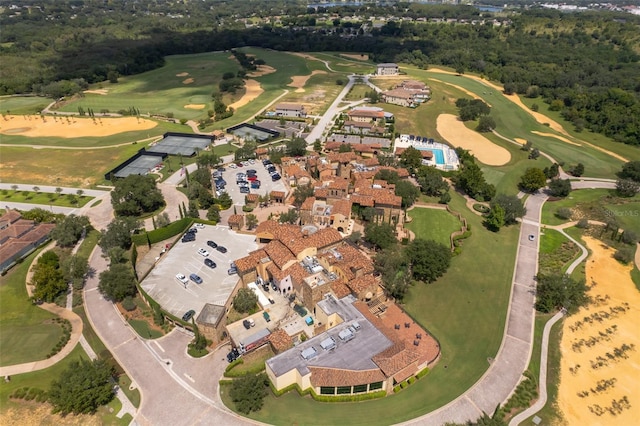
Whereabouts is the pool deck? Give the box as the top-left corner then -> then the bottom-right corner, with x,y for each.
394,134 -> 460,170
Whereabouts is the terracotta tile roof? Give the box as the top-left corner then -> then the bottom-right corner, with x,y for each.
352,145 -> 375,153
356,187 -> 401,208
283,227 -> 343,256
327,152 -> 359,164
286,262 -> 310,289
353,178 -> 372,191
255,147 -> 268,155
350,193 -> 375,207
330,279 -> 351,299
269,329 -> 293,354
264,240 -> 296,269
235,249 -> 267,273
300,196 -> 316,211
399,80 -> 428,90
395,147 -> 433,159
372,342 -> 420,378
362,157 -> 379,167
0,210 -> 22,226
313,187 -> 330,200
347,274 -> 378,295
344,120 -> 373,129
347,108 -> 385,119
0,221 -> 55,266
396,168 -> 410,178
352,170 -> 377,181
228,214 -> 243,225
309,367 -> 386,387
245,193 -> 259,203
270,191 -> 286,199
331,199 -> 352,218
318,245 -> 373,281
285,164 -> 311,179
327,178 -> 349,191
382,89 -> 414,99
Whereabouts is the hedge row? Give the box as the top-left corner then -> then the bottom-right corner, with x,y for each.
224,358 -> 244,373
131,218 -> 193,246
268,381 -> 385,402
224,361 -> 266,378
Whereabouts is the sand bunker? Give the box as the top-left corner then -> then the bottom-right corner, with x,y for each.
557,236 -> 640,425
288,52 -> 323,62
340,53 -> 369,61
182,78 -> 194,84
436,114 -> 510,166
176,72 -> 189,77
288,70 -> 327,92
531,131 -> 581,146
514,138 -> 528,145
184,104 -> 205,110
247,65 -> 277,77
0,115 -> 157,138
228,79 -> 263,110
83,89 -> 108,95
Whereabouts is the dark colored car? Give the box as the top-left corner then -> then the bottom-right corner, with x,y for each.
242,319 -> 251,330
204,258 -> 217,269
182,233 -> 195,243
271,174 -> 281,181
182,309 -> 196,321
227,348 -> 240,363
251,180 -> 261,189
207,240 -> 218,249
239,187 -> 249,193
216,246 -> 228,253
189,273 -> 203,284
228,266 -> 238,275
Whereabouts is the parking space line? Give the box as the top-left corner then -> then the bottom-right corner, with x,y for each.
153,340 -> 165,353
183,373 -> 195,383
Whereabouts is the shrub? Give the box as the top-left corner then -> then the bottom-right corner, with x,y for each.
473,203 -> 490,214
614,247 -> 634,264
555,207 -> 572,220
576,219 -> 589,229
121,296 -> 136,312
621,230 -> 637,245
416,367 -> 430,379
242,206 -> 254,213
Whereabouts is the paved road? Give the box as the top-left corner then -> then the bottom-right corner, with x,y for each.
84,246 -> 254,426
304,74 -> 356,144
400,192 -> 549,425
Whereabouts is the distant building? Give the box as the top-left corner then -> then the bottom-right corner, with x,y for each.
274,103 -> 307,118
0,210 -> 55,273
376,63 -> 399,76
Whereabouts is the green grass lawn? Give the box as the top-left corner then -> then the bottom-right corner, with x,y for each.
405,207 -> 462,247
540,228 -> 568,254
0,250 -> 62,367
541,189 -> 613,226
241,192 -> 519,425
404,68 -> 626,180
0,191 -> 92,207
127,319 -> 163,339
343,83 -> 371,101
0,96 -> 52,115
603,200 -> 640,235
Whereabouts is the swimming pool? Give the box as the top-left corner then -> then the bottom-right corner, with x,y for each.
416,148 -> 445,165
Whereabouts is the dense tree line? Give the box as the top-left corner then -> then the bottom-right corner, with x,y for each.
1,2 -> 638,144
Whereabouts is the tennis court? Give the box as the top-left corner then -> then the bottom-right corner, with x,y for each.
114,154 -> 165,178
147,132 -> 213,156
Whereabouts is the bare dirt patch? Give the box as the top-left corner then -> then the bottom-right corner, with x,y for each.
184,104 -> 206,110
430,78 -> 490,105
557,236 -> 640,425
182,78 -> 194,84
340,53 -> 369,61
247,65 -> 277,77
0,115 -> 157,138
228,79 -> 264,110
288,70 -> 327,92
176,72 -> 189,77
1,402 -> 102,426
83,89 -> 108,95
288,52 -> 323,62
436,114 -> 511,166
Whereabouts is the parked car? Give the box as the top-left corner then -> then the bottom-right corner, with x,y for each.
207,240 -> 218,249
228,266 -> 238,275
216,246 -> 228,253
263,312 -> 271,322
189,273 -> 203,284
195,223 -> 205,229
242,319 -> 251,329
182,234 -> 195,243
246,169 -> 257,175
182,309 -> 196,322
239,187 -> 250,194
197,248 -> 210,257
204,258 -> 217,269
271,174 -> 281,181
249,159 -> 255,164
251,180 -> 261,189
226,348 -> 240,363
176,273 -> 188,284
229,163 -> 237,169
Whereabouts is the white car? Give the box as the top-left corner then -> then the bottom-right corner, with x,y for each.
229,163 -> 237,169
195,223 -> 205,229
249,159 -> 255,164
197,248 -> 210,257
176,273 -> 188,284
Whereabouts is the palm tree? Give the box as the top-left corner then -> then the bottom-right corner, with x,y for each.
33,186 -> 40,194
55,187 -> 63,197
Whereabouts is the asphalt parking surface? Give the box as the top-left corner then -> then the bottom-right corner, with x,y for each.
140,225 -> 258,318
217,160 -> 288,206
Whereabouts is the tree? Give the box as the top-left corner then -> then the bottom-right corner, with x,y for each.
455,162 -> 495,201
405,239 -> 451,283
375,248 -> 410,301
485,204 -> 505,231
619,161 -> 640,182
48,359 -> 115,415
543,163 -> 560,179
548,178 -> 572,197
55,187 -> 63,197
347,230 -> 362,245
33,186 -> 40,194
61,254 -> 89,282
535,273 -> 588,314
233,288 -> 258,313
99,217 -> 139,252
98,262 -> 137,302
155,212 -> 171,228
31,253 -> 66,302
313,139 -> 322,152
286,138 -> 307,157
568,163 -> 584,177
394,180 -> 420,208
190,168 -> 212,189
229,373 -> 269,414
217,192 -> 233,210
417,166 -> 449,196
519,168 -> 547,193
375,169 -> 400,185
111,175 -> 164,217
278,208 -> 299,224
400,146 -> 422,173
490,194 -> 526,225
338,143 -> 352,153
207,204 -> 221,222
528,148 -> 540,160
50,214 -> 91,247
616,179 -> 639,197
364,222 -> 396,250
293,183 -> 314,208
476,115 -> 496,132
245,213 -> 258,230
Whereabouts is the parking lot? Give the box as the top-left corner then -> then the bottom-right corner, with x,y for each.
217,159 -> 289,207
140,225 -> 258,319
